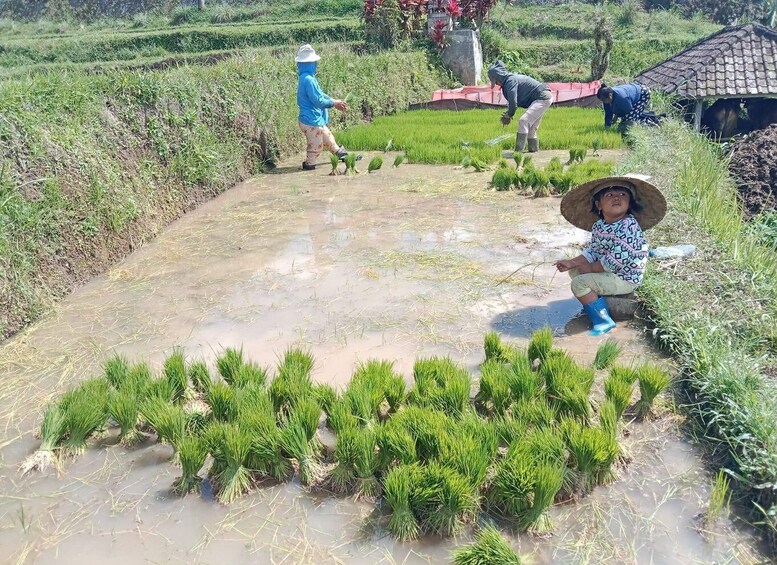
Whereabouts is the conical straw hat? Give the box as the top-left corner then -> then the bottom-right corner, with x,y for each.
560,174 -> 667,231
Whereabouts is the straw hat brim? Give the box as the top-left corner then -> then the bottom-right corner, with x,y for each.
295,53 -> 321,63
560,175 -> 667,231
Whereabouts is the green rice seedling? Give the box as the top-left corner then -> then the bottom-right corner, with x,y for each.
238,406 -> 292,481
185,410 -> 209,436
528,327 -> 553,364
329,425 -> 359,493
459,410 -> 499,458
393,406 -> 449,463
327,399 -> 358,434
188,360 -> 212,395
507,354 -> 541,402
484,331 -> 507,362
141,398 -> 186,450
144,378 -> 175,403
512,397 -> 555,429
207,381 -> 237,422
460,155 -> 472,168
705,470 -> 731,524
490,167 -> 515,191
212,423 -> 253,503
103,354 -> 129,389
353,426 -> 380,498
609,365 -> 638,385
592,137 -> 603,156
433,369 -> 472,419
384,463 -> 422,541
216,347 -> 244,385
422,463 -> 479,536
471,158 -> 490,172
123,362 -> 153,396
367,155 -> 383,173
163,348 -> 188,403
409,357 -> 471,418
231,362 -> 268,389
604,371 -> 633,419
546,157 -> 564,174
563,419 -> 619,494
288,398 -> 321,443
393,154 -> 404,167
477,359 -> 512,416
554,172 -> 576,194
487,451 -> 535,518
344,153 -> 359,175
345,384 -> 380,425
312,383 -> 338,415
377,419 -> 417,469
384,139 -> 393,152
498,158 -> 509,169
235,383 -> 272,418
329,153 -> 340,176
278,347 -> 315,380
384,374 -> 406,413
494,414 -> 526,446
593,339 -> 622,370
575,365 -> 596,397
539,350 -> 576,393
598,399 -> 619,440
280,416 -> 321,486
522,460 -> 564,532
21,404 -> 66,474
513,152 -> 524,169
522,155 -> 533,169
452,525 -> 522,565
441,432 -> 492,488
108,390 -> 143,446
270,347 -> 315,415
532,171 -> 552,198
173,435 -> 207,495
634,363 -> 670,419
62,382 -> 110,456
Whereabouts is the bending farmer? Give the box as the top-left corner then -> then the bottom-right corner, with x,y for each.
487,60 -> 553,153
296,44 -> 349,171
554,175 -> 666,336
597,83 -> 654,129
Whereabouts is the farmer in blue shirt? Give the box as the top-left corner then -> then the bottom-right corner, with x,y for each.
597,83 -> 653,128
296,44 -> 349,171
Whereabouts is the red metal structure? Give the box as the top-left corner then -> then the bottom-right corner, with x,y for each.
410,82 -> 602,110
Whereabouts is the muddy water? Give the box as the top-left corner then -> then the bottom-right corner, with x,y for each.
0,152 -> 768,563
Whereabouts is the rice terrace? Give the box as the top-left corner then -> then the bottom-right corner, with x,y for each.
1,1 -> 776,564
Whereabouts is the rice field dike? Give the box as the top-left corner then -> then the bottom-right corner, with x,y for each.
22,330 -> 669,554
617,120 -> 777,550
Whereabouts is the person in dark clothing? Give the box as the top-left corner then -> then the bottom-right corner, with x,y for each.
597,83 -> 653,129
487,61 -> 553,153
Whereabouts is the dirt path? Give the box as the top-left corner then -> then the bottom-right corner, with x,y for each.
0,152 -> 767,563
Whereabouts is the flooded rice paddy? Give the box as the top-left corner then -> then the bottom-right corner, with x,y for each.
0,151 -> 769,563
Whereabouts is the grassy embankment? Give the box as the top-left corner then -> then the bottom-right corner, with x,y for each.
0,44 -> 446,341
620,122 -> 777,547
481,2 -> 720,82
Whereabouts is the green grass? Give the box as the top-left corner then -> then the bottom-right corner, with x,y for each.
338,108 -> 623,165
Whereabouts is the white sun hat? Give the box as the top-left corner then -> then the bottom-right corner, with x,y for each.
295,44 -> 321,63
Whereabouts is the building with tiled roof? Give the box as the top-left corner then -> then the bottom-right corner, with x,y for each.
635,23 -> 777,130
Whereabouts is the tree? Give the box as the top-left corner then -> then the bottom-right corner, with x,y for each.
590,15 -> 613,81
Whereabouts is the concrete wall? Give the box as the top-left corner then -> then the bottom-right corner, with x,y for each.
441,30 -> 483,86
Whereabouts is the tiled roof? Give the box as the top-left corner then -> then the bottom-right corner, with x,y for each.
635,23 -> 777,99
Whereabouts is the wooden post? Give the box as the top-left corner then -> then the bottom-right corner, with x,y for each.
693,99 -> 703,131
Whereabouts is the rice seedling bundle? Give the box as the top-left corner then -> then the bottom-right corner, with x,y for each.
420,463 -> 479,536
393,406 -> 450,463
384,139 -> 393,152
367,155 -> 383,173
410,357 -> 471,418
539,349 -> 576,393
108,390 -> 143,446
311,383 -> 337,416
146,377 -> 175,402
270,347 -> 315,414
609,365 -> 638,384
21,404 -> 66,474
598,399 -> 619,440
345,384 -> 381,425
163,348 -> 188,403
103,354 -> 129,389
239,408 -> 291,481
377,419 -> 418,469
522,155 -> 533,169
383,463 -> 422,541
330,425 -> 359,493
383,373 -> 406,413
123,362 -> 153,396
507,354 -> 542,402
288,397 -> 321,443
513,152 -> 524,169
487,452 -> 536,517
592,137 -> 603,155
188,360 -> 212,395
393,154 -> 404,167
520,460 -> 564,532
476,359 -> 513,416
532,171 -> 552,197
173,435 -> 207,495
460,155 -> 472,168
498,158 -> 509,169
140,398 -> 186,450
483,331 -> 507,363
563,419 -> 619,494
327,399 -> 359,434
231,362 -> 268,389
207,381 -> 237,422
634,363 -> 670,419
441,432 -> 492,488
329,153 -> 341,175
235,383 -> 272,418
528,327 -> 553,364
545,157 -> 564,174
490,167 -> 516,191
353,426 -> 381,498
62,381 -> 110,456
280,416 -> 321,486
344,153 -> 359,175
211,423 -> 253,503
495,415 -> 528,446
512,397 -> 555,429
458,411 -> 499,459
604,371 -> 633,419
452,525 -> 523,565
216,347 -> 244,385
550,171 -> 576,194
593,339 -> 622,370
471,158 -> 490,172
